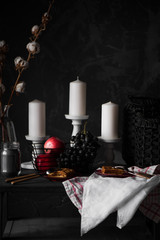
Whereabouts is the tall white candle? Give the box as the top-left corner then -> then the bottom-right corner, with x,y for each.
69,76 -> 86,116
28,99 -> 46,138
101,101 -> 119,140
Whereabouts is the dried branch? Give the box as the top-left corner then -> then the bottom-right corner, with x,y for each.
2,0 -> 55,120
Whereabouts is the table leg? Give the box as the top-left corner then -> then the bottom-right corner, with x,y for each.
153,222 -> 160,240
146,217 -> 160,240
0,192 -> 8,240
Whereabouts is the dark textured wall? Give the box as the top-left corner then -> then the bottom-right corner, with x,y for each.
0,0 -> 160,163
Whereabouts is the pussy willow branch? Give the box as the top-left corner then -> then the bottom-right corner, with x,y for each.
2,0 -> 55,119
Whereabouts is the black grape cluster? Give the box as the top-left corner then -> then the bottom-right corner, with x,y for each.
56,131 -> 100,174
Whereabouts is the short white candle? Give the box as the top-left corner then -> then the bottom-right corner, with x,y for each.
28,99 -> 46,138
69,76 -> 86,116
101,101 -> 119,140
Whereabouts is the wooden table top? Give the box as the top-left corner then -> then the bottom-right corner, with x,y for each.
0,168 -> 64,193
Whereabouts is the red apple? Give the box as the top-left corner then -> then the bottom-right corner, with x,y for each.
44,136 -> 65,154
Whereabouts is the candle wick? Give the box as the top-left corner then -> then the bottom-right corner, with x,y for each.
77,76 -> 79,81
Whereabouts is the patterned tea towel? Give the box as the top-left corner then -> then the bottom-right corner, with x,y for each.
63,165 -> 160,236
132,165 -> 160,223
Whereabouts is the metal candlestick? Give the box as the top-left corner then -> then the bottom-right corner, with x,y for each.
65,114 -> 89,136
98,136 -> 121,166
21,135 -> 49,169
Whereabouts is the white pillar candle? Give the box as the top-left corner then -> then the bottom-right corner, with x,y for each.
28,99 -> 46,138
69,76 -> 86,116
101,101 -> 119,140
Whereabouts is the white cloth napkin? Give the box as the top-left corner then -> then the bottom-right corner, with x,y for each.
80,171 -> 160,236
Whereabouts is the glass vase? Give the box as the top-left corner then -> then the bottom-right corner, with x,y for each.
2,105 -> 17,142
0,105 -> 21,177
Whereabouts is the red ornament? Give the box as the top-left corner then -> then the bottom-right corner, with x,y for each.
44,136 -> 65,154
35,137 -> 65,172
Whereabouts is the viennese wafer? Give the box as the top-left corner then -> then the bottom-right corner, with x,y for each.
101,166 -> 125,175
48,168 -> 75,178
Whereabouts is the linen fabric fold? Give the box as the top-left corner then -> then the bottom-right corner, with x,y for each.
63,165 -> 160,236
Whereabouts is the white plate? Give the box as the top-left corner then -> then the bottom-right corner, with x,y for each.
21,161 -> 34,169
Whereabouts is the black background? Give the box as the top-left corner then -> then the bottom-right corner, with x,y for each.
0,0 -> 160,164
